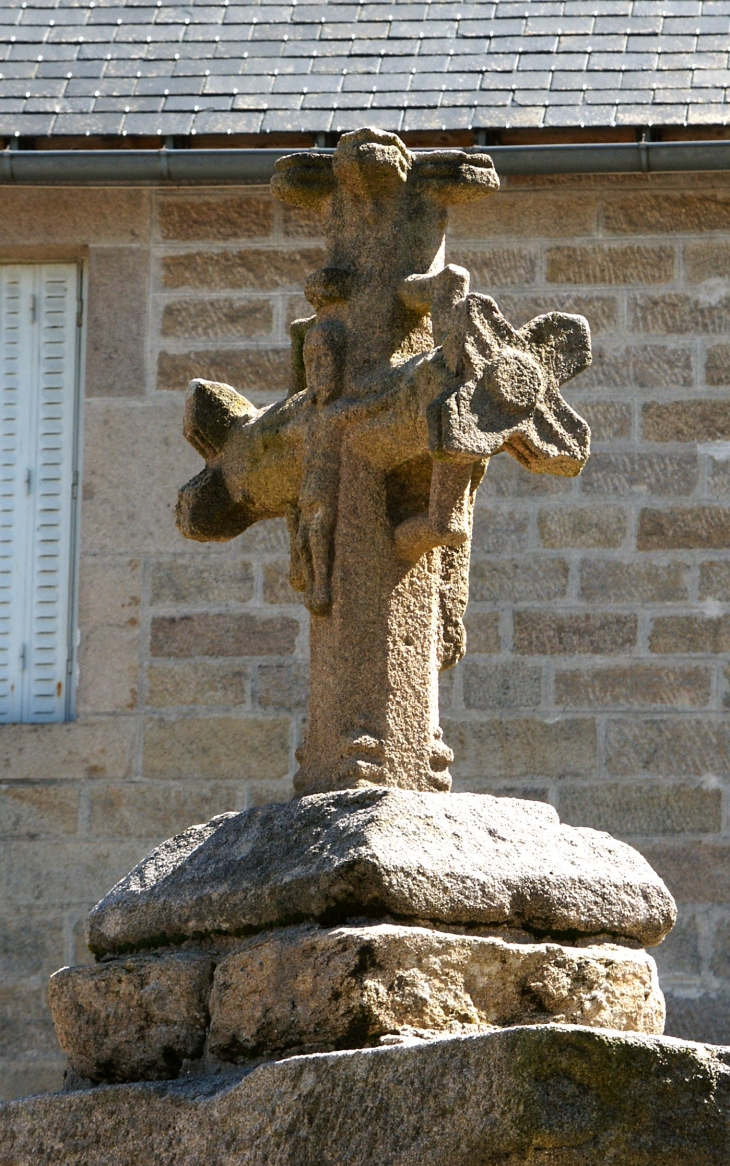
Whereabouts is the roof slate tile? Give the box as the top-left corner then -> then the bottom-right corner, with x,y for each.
0,112 -> 55,132
688,96 -> 730,116
193,108 -> 263,129
282,78 -> 335,95
125,108 -> 193,129
500,103 -> 545,122
261,106 -> 331,128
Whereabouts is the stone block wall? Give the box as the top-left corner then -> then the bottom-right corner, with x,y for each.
0,170 -> 729,1098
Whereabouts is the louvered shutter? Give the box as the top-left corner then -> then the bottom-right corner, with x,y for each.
0,264 -> 81,723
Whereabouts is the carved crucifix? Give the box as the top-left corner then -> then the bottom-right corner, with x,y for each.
177,128 -> 592,798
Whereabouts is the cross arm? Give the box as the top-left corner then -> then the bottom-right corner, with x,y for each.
176,378 -> 305,543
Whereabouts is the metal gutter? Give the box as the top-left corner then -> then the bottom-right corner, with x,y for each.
2,140 -> 730,183
0,147 -> 286,184
488,140 -> 730,175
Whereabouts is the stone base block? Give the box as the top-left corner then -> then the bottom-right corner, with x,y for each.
50,924 -> 664,1082
208,924 -> 664,1060
48,953 -> 213,1084
1,1026 -> 729,1165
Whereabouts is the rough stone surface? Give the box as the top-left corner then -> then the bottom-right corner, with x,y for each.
161,298 -> 274,342
86,248 -> 148,399
638,507 -> 730,551
642,399 -> 730,442
158,195 -> 273,242
207,924 -> 665,1061
545,243 -> 675,286
150,612 -> 299,658
48,953 -> 213,1084
142,715 -> 291,781
176,128 -> 591,797
1,1026 -> 729,1165
45,926 -> 665,1083
156,347 -> 290,397
86,789 -> 676,956
513,612 -> 636,656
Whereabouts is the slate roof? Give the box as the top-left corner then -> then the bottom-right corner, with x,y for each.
2,0 -> 730,138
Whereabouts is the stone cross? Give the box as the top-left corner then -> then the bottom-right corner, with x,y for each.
177,128 -> 592,798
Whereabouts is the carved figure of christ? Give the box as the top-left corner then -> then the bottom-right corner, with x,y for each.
177,129 -> 592,798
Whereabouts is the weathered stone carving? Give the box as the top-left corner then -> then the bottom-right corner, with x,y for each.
8,133 -> 703,1163
176,128 -> 591,797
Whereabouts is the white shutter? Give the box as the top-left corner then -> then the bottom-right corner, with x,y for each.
0,268 -> 26,722
0,264 -> 81,723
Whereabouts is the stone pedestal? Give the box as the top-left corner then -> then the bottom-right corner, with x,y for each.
84,789 -> 676,956
43,790 -> 676,1090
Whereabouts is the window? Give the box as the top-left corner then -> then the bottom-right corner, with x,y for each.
0,263 -> 83,723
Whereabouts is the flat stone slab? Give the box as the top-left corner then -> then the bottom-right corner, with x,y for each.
2,1026 -> 729,1165
49,926 -> 664,1082
87,789 -> 676,955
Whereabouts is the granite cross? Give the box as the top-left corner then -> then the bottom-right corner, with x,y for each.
177,128 -> 592,798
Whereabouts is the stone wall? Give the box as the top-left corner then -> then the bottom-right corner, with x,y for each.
0,170 -> 729,1099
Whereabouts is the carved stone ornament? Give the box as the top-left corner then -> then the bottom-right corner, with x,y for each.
177,128 -> 592,797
